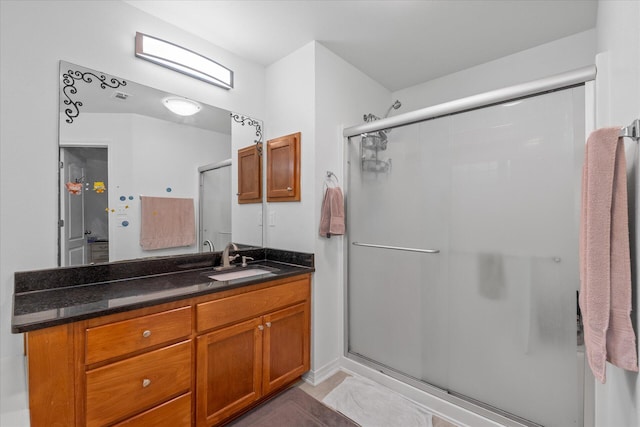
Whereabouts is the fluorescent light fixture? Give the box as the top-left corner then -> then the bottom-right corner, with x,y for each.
163,97 -> 202,116
135,32 -> 233,89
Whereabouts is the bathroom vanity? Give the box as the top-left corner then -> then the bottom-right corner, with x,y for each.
12,248 -> 313,427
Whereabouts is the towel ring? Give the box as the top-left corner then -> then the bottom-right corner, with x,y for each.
324,171 -> 339,192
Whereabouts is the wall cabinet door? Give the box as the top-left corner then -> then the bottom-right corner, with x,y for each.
266,132 -> 300,202
237,144 -> 262,204
196,318 -> 263,427
262,302 -> 310,395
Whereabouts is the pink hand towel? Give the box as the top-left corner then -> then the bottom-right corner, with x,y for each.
140,196 -> 196,250
579,127 -> 638,383
319,187 -> 345,238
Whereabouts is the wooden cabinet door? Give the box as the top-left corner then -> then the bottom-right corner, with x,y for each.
266,132 -> 300,202
237,144 -> 262,204
261,302 -> 310,395
196,317 -> 263,426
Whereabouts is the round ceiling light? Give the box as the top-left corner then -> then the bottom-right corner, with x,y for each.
163,97 -> 202,116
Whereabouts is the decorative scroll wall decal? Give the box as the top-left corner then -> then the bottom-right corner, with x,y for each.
62,69 -> 127,124
230,113 -> 263,154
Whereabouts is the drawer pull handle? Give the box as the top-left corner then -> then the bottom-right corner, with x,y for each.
258,325 -> 264,331
142,378 -> 151,388
287,187 -> 293,191
142,330 -> 152,338
265,322 -> 272,328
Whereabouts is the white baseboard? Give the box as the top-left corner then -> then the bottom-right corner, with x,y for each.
302,357 -> 342,386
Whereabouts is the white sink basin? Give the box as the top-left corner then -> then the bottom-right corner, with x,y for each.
208,268 -> 272,281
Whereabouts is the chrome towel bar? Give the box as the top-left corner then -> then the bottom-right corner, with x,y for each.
619,119 -> 639,141
352,242 -> 440,254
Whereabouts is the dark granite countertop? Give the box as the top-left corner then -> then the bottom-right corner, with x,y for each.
12,248 -> 314,333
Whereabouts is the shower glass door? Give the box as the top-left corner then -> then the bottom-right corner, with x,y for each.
347,87 -> 585,427
200,161 -> 232,252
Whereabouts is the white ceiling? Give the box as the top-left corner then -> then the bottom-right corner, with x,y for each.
124,0 -> 598,92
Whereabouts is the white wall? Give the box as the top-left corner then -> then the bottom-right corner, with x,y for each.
312,43 -> 391,378
231,115 -> 264,247
394,29 -> 596,112
264,41 -> 391,379
0,1 -> 264,423
264,43 -> 317,253
593,1 -> 640,426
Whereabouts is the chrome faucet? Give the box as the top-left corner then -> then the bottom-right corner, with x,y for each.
217,242 -> 239,270
203,240 -> 214,252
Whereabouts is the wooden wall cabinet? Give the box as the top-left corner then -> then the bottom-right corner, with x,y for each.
266,132 -> 300,202
237,144 -> 262,204
25,274 -> 311,427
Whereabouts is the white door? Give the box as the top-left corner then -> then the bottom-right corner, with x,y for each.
60,148 -> 87,266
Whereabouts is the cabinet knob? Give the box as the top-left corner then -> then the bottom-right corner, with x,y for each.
142,330 -> 151,338
265,322 -> 272,328
287,187 -> 292,191
258,325 -> 264,331
142,378 -> 151,388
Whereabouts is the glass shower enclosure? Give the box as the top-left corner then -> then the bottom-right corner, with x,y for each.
199,160 -> 232,252
347,87 -> 585,426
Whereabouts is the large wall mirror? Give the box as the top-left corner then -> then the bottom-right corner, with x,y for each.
58,61 -> 263,266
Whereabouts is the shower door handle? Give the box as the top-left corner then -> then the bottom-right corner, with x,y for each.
352,242 -> 440,254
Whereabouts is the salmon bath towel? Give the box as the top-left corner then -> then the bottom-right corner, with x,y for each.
319,187 -> 345,238
140,196 -> 196,250
579,127 -> 638,383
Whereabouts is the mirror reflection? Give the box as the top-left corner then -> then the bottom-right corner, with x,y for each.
58,61 -> 262,266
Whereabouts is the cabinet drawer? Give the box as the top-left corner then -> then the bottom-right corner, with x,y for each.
86,306 -> 192,364
197,278 -> 310,332
86,341 -> 191,427
112,392 -> 191,427
90,242 -> 109,251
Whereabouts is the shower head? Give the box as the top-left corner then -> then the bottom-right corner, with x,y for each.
383,100 -> 402,118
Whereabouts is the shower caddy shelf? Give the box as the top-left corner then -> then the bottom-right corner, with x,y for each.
359,101 -> 402,173
360,132 -> 391,173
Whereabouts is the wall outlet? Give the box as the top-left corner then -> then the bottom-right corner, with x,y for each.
268,211 -> 276,227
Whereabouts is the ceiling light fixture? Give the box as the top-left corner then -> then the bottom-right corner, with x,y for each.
163,97 -> 202,116
135,32 -> 233,90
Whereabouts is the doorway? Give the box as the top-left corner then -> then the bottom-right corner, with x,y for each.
59,146 -> 109,266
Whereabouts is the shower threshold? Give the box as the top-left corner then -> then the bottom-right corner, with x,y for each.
346,351 -> 543,427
